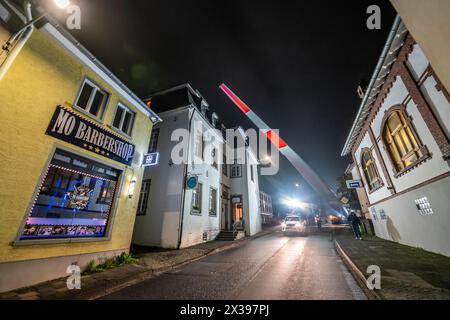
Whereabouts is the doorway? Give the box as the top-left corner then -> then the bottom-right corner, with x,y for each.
231,195 -> 243,226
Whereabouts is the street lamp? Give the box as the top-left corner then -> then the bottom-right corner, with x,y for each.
54,0 -> 71,9
0,0 -> 69,80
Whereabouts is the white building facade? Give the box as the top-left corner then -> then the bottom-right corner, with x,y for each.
227,128 -> 262,236
342,18 -> 450,257
132,85 -> 223,248
259,191 -> 274,225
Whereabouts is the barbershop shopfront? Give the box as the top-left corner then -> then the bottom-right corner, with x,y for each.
0,19 -> 159,292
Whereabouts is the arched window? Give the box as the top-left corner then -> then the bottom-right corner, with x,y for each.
361,150 -> 382,191
382,108 -> 424,173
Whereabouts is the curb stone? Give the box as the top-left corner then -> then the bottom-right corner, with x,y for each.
334,239 -> 383,300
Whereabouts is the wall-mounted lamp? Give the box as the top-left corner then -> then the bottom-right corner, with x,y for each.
128,178 -> 137,199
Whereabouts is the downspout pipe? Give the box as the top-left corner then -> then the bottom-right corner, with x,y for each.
177,106 -> 195,249
341,15 -> 401,156
0,1 -> 34,81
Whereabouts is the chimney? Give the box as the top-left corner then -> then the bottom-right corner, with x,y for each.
357,80 -> 368,99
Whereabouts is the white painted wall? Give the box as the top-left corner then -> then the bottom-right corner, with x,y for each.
133,107 -> 222,249
370,176 -> 450,257
228,130 -> 262,236
132,108 -> 189,248
179,110 -> 222,248
408,43 -> 450,140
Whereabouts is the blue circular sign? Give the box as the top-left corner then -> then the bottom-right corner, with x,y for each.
186,176 -> 198,189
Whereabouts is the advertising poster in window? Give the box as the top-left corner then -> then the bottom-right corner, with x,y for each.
20,149 -> 121,240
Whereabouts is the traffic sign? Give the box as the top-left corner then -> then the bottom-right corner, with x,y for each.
186,175 -> 199,189
346,180 -> 363,189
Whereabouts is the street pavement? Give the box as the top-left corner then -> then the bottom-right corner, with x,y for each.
101,228 -> 367,300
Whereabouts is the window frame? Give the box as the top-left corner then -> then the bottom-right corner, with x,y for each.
13,144 -> 124,246
112,102 -> 136,137
209,187 -> 218,216
191,182 -> 203,215
148,128 -> 160,153
194,129 -> 204,160
74,77 -> 110,122
360,148 -> 383,193
136,179 -> 152,216
381,105 -> 430,177
231,164 -> 242,178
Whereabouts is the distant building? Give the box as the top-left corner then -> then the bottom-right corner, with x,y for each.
341,17 -> 450,257
228,128 -> 262,236
132,84 -> 224,249
259,191 -> 273,225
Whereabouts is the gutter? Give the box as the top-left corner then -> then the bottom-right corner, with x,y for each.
341,15 -> 402,156
177,106 -> 195,249
0,1 -> 33,80
45,19 -> 162,125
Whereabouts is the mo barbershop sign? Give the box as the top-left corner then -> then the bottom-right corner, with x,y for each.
46,106 -> 135,165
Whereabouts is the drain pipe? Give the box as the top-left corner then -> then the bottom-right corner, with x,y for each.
0,1 -> 35,80
177,107 -> 195,249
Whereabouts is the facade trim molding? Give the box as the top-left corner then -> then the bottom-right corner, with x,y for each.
369,172 -> 450,207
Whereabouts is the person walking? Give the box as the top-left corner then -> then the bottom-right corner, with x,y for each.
348,211 -> 363,240
315,214 -> 322,229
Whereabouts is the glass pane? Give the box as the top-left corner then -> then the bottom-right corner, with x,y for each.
77,83 -> 94,110
406,127 -> 419,149
394,133 -> 407,156
122,111 -> 133,135
20,150 -> 120,240
89,90 -> 106,117
113,107 -> 124,129
400,129 -> 413,152
387,112 -> 402,133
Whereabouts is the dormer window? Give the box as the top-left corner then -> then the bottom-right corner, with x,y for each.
212,113 -> 219,128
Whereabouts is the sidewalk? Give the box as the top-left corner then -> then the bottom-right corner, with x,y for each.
334,228 -> 450,300
0,227 -> 277,300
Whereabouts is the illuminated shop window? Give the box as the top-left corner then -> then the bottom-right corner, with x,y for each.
20,149 -> 121,241
415,197 -> 434,215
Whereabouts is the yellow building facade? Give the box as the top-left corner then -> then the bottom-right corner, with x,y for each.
0,16 -> 159,292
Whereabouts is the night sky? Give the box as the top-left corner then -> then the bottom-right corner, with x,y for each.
48,0 -> 397,213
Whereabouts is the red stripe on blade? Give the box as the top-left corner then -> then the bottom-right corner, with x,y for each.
219,84 -> 251,114
266,130 -> 288,149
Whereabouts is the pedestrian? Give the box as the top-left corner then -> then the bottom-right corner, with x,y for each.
348,211 -> 363,240
315,214 -> 322,229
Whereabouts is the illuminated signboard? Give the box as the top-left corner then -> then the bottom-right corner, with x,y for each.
46,106 -> 135,165
142,152 -> 159,166
346,180 -> 363,189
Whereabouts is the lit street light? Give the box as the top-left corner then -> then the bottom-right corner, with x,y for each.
54,0 -> 71,9
0,0 -> 71,80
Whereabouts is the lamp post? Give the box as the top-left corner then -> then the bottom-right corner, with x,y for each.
0,0 -> 70,80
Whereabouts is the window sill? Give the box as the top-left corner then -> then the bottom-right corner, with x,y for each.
368,180 -> 385,194
393,150 -> 431,178
108,124 -> 133,141
191,211 -> 202,216
12,236 -> 111,246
